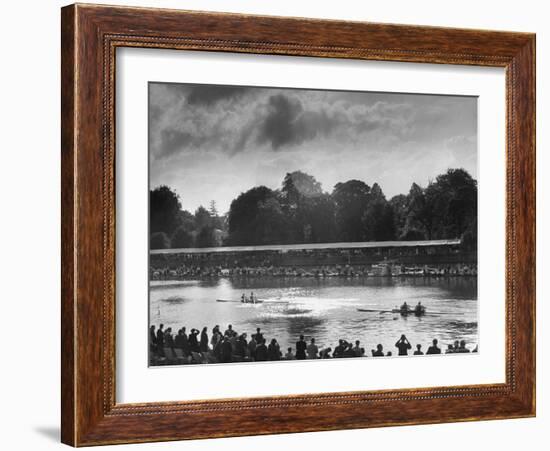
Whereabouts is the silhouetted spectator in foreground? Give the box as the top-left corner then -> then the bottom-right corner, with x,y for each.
211,326 -> 221,349
333,339 -> 346,358
353,340 -> 362,357
307,338 -> 318,359
175,328 -> 189,355
372,344 -> 384,357
395,334 -> 412,356
164,328 -> 175,348
149,325 -> 157,350
221,336 -> 233,363
156,324 -> 165,355
248,336 -> 257,358
320,347 -> 332,359
343,343 -> 355,357
224,324 -> 233,337
285,347 -> 295,360
255,339 -> 268,361
200,327 -> 209,353
445,344 -> 455,354
268,339 -> 281,361
188,328 -> 200,353
426,339 -> 441,355
458,340 -> 470,353
414,344 -> 424,355
213,336 -> 223,361
235,333 -> 247,359
252,327 -> 263,343
296,335 -> 307,360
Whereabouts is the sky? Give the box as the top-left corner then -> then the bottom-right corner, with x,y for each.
149,82 -> 477,215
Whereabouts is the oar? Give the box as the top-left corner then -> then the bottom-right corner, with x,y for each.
357,308 -> 392,313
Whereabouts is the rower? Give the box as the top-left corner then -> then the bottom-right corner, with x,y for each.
400,301 -> 409,313
250,292 -> 255,304
414,301 -> 424,315
241,293 -> 246,303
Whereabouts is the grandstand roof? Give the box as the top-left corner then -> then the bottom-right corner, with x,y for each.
151,239 -> 461,255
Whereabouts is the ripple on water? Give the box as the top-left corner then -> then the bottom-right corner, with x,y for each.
160,296 -> 187,304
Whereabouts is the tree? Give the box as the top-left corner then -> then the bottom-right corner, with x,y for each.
461,218 -> 477,251
151,167 -> 477,248
196,226 -> 216,248
400,228 -> 426,241
361,183 -> 396,241
404,169 -> 477,241
389,194 -> 409,238
177,210 -> 196,232
209,200 -> 219,217
171,226 -> 194,248
150,186 -> 182,235
227,186 -> 282,245
194,206 -> 212,230
280,171 -> 335,243
303,193 -> 337,243
207,200 -> 225,230
150,232 -> 170,250
281,171 -> 323,207
406,182 -> 437,240
431,168 -> 477,238
253,197 -> 291,244
332,180 -> 371,241
369,183 -> 385,204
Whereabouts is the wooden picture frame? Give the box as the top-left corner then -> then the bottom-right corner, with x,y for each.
61,3 -> 535,446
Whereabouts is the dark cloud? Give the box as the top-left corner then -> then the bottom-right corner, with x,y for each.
186,85 -> 250,106
158,129 -> 196,159
149,104 -> 163,124
256,94 -> 337,150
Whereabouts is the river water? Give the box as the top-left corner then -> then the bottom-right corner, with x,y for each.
150,276 -> 478,355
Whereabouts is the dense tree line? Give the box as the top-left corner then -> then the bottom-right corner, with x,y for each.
150,187 -> 224,249
150,168 -> 477,250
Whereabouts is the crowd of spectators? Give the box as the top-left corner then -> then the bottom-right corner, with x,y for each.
149,323 -> 477,366
150,263 -> 478,280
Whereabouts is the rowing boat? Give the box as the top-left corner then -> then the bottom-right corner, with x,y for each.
216,299 -> 291,305
357,308 -> 462,316
356,308 -> 424,315
216,298 -> 264,304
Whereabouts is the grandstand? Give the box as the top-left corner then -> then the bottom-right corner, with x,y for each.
150,239 -> 475,269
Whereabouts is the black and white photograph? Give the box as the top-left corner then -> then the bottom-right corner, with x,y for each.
148,82 -> 478,366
